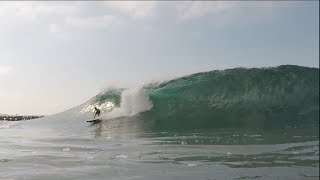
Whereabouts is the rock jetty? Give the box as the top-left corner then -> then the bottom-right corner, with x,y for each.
0,115 -> 44,121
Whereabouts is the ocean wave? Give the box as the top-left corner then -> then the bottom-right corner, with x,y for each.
80,65 -> 319,130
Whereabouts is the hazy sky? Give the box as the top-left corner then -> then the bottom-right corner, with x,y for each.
0,1 -> 319,115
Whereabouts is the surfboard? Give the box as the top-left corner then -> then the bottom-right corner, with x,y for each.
86,119 -> 102,123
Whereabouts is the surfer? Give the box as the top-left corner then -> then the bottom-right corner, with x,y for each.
93,107 -> 101,119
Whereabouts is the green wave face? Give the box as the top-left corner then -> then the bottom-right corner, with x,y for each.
92,65 -> 319,130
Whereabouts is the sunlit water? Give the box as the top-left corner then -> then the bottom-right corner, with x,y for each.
0,118 -> 318,180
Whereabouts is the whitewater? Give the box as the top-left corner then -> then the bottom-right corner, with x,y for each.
0,65 -> 319,180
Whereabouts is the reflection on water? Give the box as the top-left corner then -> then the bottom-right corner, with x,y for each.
0,119 -> 318,180
88,117 -> 319,145
88,116 -> 150,139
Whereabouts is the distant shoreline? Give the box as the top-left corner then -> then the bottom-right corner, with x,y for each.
0,115 -> 44,121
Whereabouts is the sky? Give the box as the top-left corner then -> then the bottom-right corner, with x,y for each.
0,1 -> 319,115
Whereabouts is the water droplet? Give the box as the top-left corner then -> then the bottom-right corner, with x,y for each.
181,141 -> 187,145
187,163 -> 197,167
62,148 -> 71,152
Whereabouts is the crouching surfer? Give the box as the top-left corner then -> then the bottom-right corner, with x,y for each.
93,107 -> 101,119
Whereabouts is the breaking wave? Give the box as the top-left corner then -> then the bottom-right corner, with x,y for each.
80,65 -> 319,130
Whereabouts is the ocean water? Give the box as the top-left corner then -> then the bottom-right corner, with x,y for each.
0,65 -> 319,180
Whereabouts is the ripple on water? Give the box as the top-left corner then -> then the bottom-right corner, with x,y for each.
0,158 -> 12,163
116,154 -> 128,159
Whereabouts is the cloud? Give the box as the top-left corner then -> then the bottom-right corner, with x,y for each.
104,1 -> 157,19
65,15 -> 115,29
174,1 -> 238,20
0,65 -> 13,75
0,2 -> 77,21
172,1 -> 285,23
0,1 -> 289,35
49,23 -> 62,33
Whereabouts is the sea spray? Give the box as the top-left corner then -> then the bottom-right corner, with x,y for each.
102,87 -> 153,119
